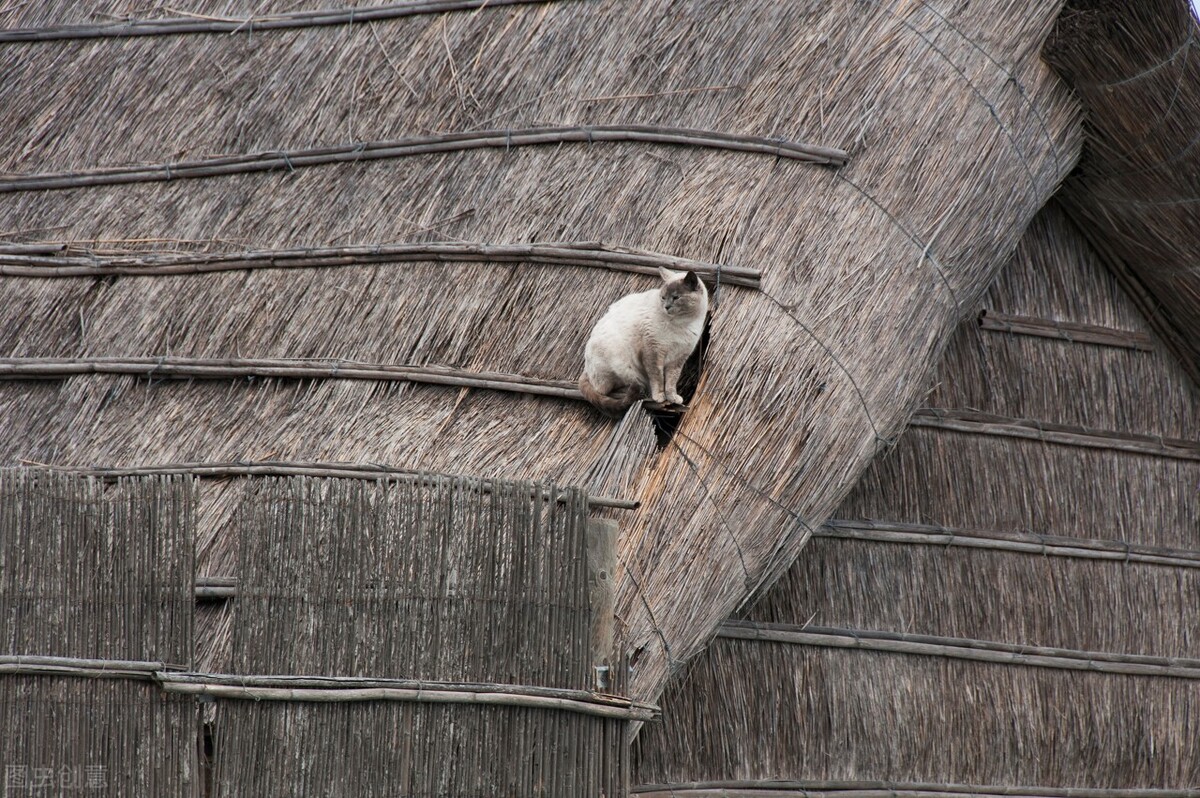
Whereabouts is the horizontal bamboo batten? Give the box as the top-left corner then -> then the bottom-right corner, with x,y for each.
911,408 -> 1200,461
717,621 -> 1200,679
0,126 -> 849,194
158,672 -> 659,720
1046,0 -> 1200,384
0,240 -> 760,287
0,0 -> 552,42
816,519 -> 1200,568
633,781 -> 1200,798
39,462 -> 638,510
978,310 -> 1155,351
0,655 -> 180,679
0,356 -> 583,400
0,656 -> 657,720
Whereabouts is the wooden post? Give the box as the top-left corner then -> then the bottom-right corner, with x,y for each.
586,519 -> 618,692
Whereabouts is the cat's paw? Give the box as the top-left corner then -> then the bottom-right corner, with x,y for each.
650,391 -> 667,403
666,393 -> 685,405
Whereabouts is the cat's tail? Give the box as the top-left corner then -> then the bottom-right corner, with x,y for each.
578,375 -> 640,416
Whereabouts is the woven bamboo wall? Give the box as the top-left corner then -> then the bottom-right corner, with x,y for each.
632,202 -> 1200,793
212,475 -> 629,797
0,470 -> 633,796
0,470 -> 197,797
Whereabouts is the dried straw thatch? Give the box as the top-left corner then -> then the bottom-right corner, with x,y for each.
632,203 -> 1200,791
0,0 -> 1081,709
1,469 -> 638,795
1045,0 -> 1200,382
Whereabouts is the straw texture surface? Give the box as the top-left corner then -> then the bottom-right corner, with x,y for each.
634,203 -> 1200,788
0,0 -> 1081,705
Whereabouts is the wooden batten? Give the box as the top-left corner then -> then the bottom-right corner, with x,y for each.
588,518 -> 620,691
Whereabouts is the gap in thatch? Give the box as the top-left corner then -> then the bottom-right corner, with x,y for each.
199,720 -> 214,798
647,315 -> 712,447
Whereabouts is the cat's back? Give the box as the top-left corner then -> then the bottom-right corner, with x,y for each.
591,287 -> 659,336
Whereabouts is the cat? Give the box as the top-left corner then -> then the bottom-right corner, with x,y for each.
579,267 -> 709,414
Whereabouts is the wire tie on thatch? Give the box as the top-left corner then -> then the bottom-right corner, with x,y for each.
712,263 -> 723,310
281,152 -> 295,175
584,126 -> 594,146
163,163 -> 173,181
770,136 -> 786,161
504,129 -> 512,152
1089,31 -> 1196,89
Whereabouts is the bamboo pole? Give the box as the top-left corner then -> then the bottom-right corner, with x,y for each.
0,0 -> 558,42
817,519 -> 1200,569
718,621 -> 1200,679
43,462 -> 638,510
0,356 -> 584,400
194,576 -> 238,600
157,674 -> 659,720
1083,235 -> 1200,388
0,655 -> 175,679
978,310 -> 1155,351
0,243 -> 67,255
0,240 -> 761,288
0,126 -> 848,194
632,783 -> 1200,798
911,408 -> 1200,461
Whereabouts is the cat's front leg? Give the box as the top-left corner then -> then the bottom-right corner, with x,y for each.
664,360 -> 685,405
645,351 -> 668,403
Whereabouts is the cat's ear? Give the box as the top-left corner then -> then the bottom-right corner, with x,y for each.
658,267 -> 684,283
682,271 -> 701,290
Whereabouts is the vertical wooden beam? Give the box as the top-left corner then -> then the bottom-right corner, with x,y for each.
587,518 -> 619,691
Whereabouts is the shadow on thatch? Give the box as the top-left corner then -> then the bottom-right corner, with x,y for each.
1045,0 -> 1200,384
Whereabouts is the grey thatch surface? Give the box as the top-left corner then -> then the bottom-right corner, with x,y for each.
1045,0 -> 1200,382
633,203 -> 1200,788
848,427 -> 1200,549
750,538 -> 1200,660
0,0 -> 1080,705
929,205 -> 1200,441
0,471 -> 197,796
636,640 -> 1200,788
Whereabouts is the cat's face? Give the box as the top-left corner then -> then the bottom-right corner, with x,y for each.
659,270 -> 706,316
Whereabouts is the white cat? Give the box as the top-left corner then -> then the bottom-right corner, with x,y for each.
579,268 -> 709,414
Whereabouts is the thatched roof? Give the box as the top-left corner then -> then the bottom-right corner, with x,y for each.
632,200 -> 1200,792
1045,0 -> 1200,382
0,0 -> 1079,709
